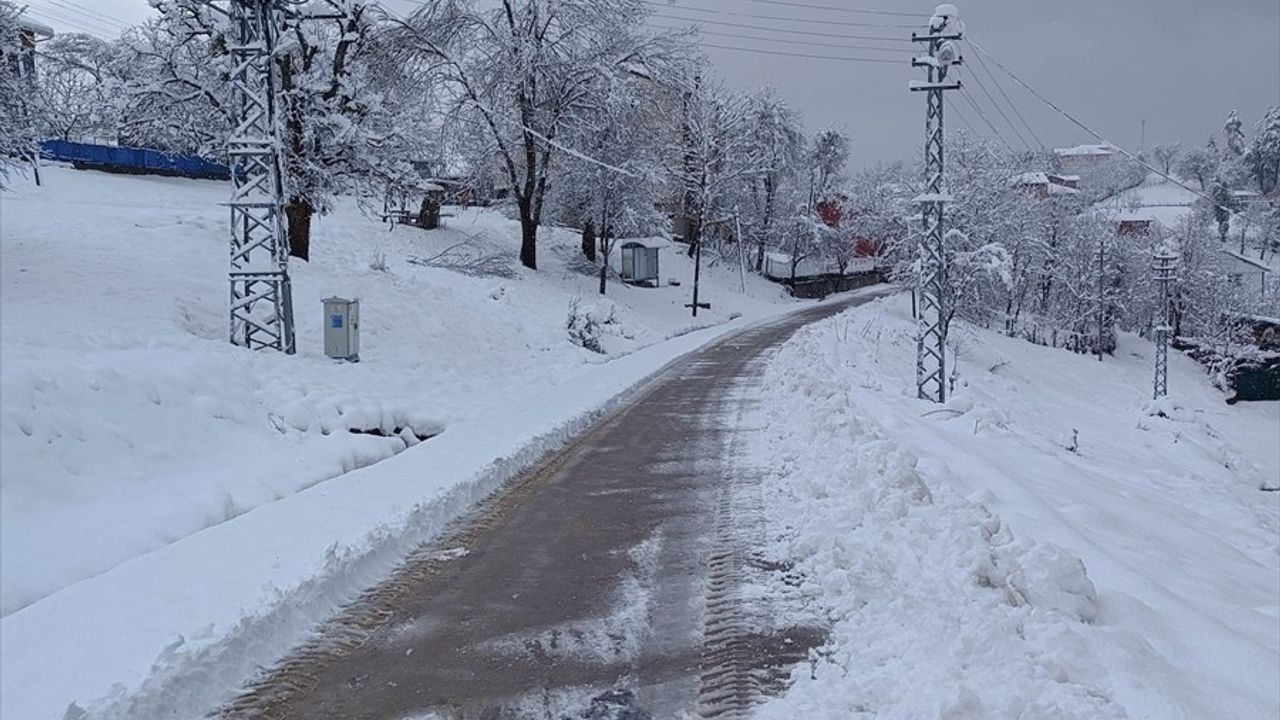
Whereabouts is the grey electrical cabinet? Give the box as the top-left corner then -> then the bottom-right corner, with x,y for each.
322,297 -> 360,361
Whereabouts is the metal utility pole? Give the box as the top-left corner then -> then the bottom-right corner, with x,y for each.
1152,249 -> 1178,398
685,240 -> 710,317
909,5 -> 963,403
734,206 -> 746,294
227,0 -> 295,353
1095,238 -> 1106,362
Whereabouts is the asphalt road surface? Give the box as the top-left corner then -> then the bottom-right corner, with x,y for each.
219,289 -> 888,720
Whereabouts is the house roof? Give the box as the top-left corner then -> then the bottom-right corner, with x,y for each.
1222,249 -> 1271,272
622,237 -> 670,250
1010,171 -> 1079,194
16,16 -> 54,38
1054,143 -> 1116,157
1010,171 -> 1049,186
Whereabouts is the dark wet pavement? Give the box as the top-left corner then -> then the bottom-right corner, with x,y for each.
220,289 -> 889,720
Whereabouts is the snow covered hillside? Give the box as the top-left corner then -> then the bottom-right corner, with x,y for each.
0,166 -> 799,719
746,294 -> 1278,719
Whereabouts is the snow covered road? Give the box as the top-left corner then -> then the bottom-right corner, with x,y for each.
212,291 -> 887,720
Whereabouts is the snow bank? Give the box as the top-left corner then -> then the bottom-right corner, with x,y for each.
0,167 -> 792,615
748,294 -> 1279,719
0,166 -> 803,719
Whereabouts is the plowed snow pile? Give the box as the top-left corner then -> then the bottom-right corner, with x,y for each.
749,293 -> 1278,719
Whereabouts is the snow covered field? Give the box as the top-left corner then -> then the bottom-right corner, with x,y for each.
0,166 -> 799,719
748,294 -> 1279,719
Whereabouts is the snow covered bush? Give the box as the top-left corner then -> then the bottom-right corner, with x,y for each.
566,298 -> 620,354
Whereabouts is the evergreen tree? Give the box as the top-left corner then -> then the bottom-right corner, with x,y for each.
1244,105 -> 1280,194
1223,109 -> 1246,156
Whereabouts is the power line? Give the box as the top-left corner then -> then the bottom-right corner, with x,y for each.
961,59 -> 1032,150
948,99 -> 984,140
698,41 -> 907,64
957,87 -> 1015,152
650,12 -> 912,43
26,0 -> 125,30
645,1 -> 918,29
966,37 -> 1237,214
739,0 -> 926,18
22,6 -> 120,37
648,24 -> 914,54
41,0 -> 129,29
965,39 -> 1044,149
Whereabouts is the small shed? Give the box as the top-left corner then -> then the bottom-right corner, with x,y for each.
1115,212 -> 1155,237
620,240 -> 661,286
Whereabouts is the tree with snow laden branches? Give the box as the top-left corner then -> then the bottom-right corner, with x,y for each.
1148,143 -> 1180,175
130,1 -> 412,261
0,1 -> 39,187
543,66 -> 669,294
1244,105 -> 1280,195
28,32 -> 124,144
739,87 -> 803,272
1175,143 -> 1219,191
666,73 -> 759,261
1223,109 -> 1246,157
396,0 -> 685,271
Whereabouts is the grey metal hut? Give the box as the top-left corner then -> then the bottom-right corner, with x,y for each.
620,240 -> 662,287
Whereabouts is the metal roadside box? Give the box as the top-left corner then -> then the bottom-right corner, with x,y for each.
322,297 -> 360,361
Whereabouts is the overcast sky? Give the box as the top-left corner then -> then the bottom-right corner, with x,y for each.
37,0 -> 1280,168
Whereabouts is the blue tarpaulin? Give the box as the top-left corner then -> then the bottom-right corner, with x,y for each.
39,140 -> 229,180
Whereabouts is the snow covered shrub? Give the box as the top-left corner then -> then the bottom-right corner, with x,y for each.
566,298 -> 620,354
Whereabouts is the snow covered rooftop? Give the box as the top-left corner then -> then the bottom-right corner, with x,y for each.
1010,172 -> 1078,194
1010,171 -> 1049,186
1054,143 -> 1116,157
621,237 -> 670,249
16,15 -> 54,37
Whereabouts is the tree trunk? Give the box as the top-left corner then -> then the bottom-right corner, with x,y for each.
598,226 -> 609,295
286,196 -> 312,261
582,220 -> 597,262
519,210 -> 538,270
279,53 -> 310,262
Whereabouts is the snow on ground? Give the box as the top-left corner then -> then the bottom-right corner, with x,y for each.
0,166 -> 799,719
748,293 -> 1279,719
1096,173 -> 1201,229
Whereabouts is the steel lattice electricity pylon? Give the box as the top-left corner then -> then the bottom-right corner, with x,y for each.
227,0 -> 295,353
1152,249 -> 1178,398
910,5 -> 963,402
